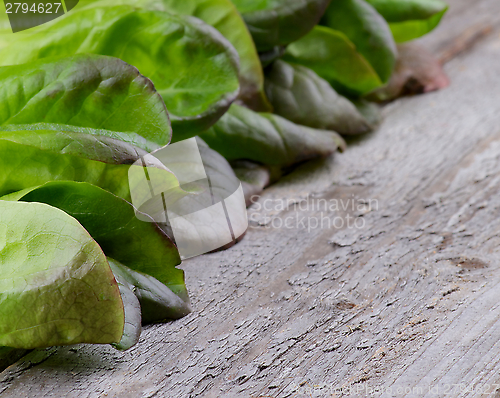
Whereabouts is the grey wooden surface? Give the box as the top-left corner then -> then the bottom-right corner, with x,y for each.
2,1 -> 500,397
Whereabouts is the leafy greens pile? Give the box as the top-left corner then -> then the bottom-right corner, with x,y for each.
0,0 -> 447,354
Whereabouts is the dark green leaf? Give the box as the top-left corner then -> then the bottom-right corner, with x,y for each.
109,259 -> 191,324
199,104 -> 346,167
366,0 -> 448,42
196,136 -> 244,208
265,60 -> 374,134
321,0 -> 396,83
110,261 -> 142,351
0,201 -> 124,349
231,160 -> 279,206
259,46 -> 286,68
351,99 -> 382,130
0,347 -> 29,372
0,55 -> 172,147
231,0 -> 332,52
0,5 -> 240,138
152,137 -> 248,258
283,26 -> 383,96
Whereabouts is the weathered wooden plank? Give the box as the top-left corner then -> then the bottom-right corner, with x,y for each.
380,280 -> 500,397
2,0 -> 500,397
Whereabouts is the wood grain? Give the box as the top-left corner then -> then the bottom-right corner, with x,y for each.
2,0 -> 500,396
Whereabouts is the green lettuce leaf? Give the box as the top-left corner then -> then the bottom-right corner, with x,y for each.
196,136 -> 244,200
259,45 -> 287,68
1,181 -> 188,300
366,0 -> 448,42
147,137 -> 248,258
199,104 -> 346,167
283,26 -> 383,96
231,0 -> 332,52
0,135 -> 128,199
109,261 -> 142,351
78,0 -> 271,111
0,201 -> 124,349
352,99 -> 382,130
0,55 -> 172,147
321,0 -> 396,83
231,160 -> 279,205
0,124 -> 176,200
157,0 -> 272,111
0,122 -> 160,156
109,259 -> 191,324
0,5 -> 240,138
265,60 -> 374,134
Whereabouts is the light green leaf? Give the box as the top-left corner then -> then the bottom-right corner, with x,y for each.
366,0 -> 448,42
231,0 -> 332,52
265,60 -> 374,134
148,0 -> 272,111
0,124 -> 170,200
0,5 -> 240,138
388,11 -> 446,42
0,55 -> 172,147
283,26 -> 383,96
78,0 -> 271,111
1,181 -> 188,301
0,136 -> 128,200
0,201 -> 124,349
321,0 -> 396,83
199,104 -> 346,167
0,122 -> 158,157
